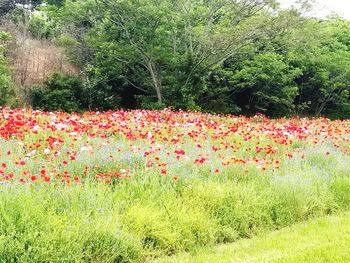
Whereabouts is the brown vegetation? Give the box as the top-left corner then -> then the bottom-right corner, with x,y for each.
1,17 -> 78,105
10,38 -> 77,86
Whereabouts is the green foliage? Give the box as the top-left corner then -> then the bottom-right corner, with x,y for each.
138,97 -> 167,110
0,32 -> 12,106
284,19 -> 350,117
30,73 -> 84,112
46,0 -> 65,7
28,13 -> 54,39
3,0 -> 350,118
30,72 -> 121,112
202,17 -> 350,117
46,0 -> 287,111
206,54 -> 290,116
81,65 -> 121,111
227,53 -> 301,116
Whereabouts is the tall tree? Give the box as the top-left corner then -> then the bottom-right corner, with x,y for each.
90,0 -> 284,108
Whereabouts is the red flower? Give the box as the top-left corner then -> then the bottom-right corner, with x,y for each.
19,178 -> 26,184
43,177 -> 51,183
30,176 -> 38,182
74,177 -> 81,183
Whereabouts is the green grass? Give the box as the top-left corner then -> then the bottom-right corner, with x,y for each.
1,144 -> 350,262
156,213 -> 350,263
1,145 -> 350,262
0,168 -> 350,262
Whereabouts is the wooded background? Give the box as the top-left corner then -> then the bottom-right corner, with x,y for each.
1,0 -> 350,118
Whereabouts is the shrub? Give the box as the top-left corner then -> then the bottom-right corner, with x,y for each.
31,73 -> 83,112
29,13 -> 54,39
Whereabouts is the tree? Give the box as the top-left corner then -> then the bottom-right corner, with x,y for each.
206,53 -> 301,116
27,0 -> 350,119
287,18 -> 350,117
88,0 -> 284,108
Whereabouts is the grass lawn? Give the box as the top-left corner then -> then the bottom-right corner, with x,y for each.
157,213 -> 350,263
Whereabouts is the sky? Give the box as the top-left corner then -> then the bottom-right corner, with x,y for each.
279,0 -> 350,20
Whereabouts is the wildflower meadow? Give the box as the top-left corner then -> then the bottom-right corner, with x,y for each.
1,108 -> 350,262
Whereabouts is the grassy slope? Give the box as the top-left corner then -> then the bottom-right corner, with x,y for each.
157,213 -> 350,263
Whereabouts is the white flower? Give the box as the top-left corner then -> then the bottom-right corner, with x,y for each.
81,146 -> 92,152
44,148 -> 50,155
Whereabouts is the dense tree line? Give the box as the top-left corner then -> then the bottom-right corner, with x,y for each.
1,0 -> 350,118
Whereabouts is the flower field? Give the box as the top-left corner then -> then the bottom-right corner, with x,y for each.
1,108 -> 350,262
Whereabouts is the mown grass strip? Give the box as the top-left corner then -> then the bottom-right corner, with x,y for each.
157,212 -> 350,263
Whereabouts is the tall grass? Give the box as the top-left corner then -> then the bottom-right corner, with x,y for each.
1,145 -> 350,262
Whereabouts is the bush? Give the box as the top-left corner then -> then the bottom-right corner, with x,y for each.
29,13 -> 54,39
31,73 -> 122,112
31,73 -> 83,112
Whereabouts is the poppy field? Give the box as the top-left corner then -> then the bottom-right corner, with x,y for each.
1,108 -> 350,262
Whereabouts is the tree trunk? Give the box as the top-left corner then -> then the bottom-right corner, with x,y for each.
147,60 -> 162,104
